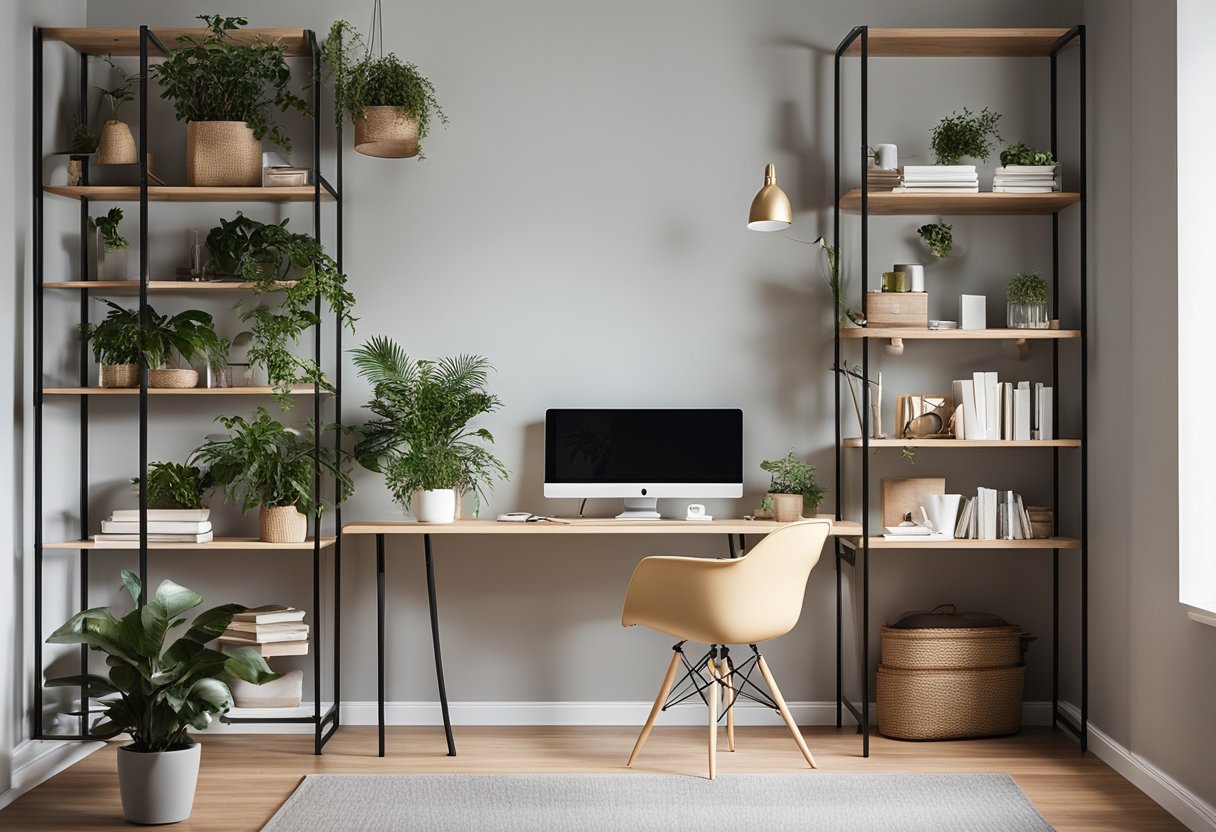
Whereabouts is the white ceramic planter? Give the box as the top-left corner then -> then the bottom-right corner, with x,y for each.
414,489 -> 457,524
116,742 -> 201,825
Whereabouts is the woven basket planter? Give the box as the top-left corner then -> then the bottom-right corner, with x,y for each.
260,506 -> 307,544
97,119 -> 137,164
880,625 -> 1023,670
354,106 -> 420,158
876,665 -> 1025,740
770,493 -> 804,523
186,121 -> 262,187
148,369 -> 199,389
100,363 -> 140,388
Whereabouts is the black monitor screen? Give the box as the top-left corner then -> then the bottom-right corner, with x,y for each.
544,409 -> 743,484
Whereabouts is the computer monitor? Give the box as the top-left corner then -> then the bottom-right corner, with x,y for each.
543,408 -> 744,519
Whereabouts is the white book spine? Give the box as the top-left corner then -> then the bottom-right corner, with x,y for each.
1041,387 -> 1053,440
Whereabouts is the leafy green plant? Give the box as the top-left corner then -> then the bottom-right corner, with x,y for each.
153,15 -> 310,153
1007,271 -> 1048,305
190,408 -> 353,513
80,300 -> 226,370
80,300 -> 142,365
89,207 -> 130,251
324,20 -> 448,158
70,119 -> 99,154
1000,141 -> 1055,167
352,336 -> 508,511
206,213 -> 356,406
133,461 -> 212,510
44,571 -> 278,749
930,106 -> 1003,165
97,55 -> 140,122
813,236 -> 851,324
917,219 -> 953,259
759,449 -> 827,513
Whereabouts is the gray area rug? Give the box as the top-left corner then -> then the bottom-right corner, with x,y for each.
260,773 -> 1054,832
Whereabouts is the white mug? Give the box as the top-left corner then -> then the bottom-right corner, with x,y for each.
894,263 -> 925,292
874,143 -> 898,170
919,494 -> 962,538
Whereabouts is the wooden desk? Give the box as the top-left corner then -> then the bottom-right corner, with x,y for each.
341,516 -> 861,757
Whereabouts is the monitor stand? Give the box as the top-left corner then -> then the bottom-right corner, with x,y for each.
615,497 -> 661,521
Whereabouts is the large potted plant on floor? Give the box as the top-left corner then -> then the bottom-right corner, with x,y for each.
352,336 -> 508,523
190,408 -> 353,542
45,571 -> 279,825
153,15 -> 309,186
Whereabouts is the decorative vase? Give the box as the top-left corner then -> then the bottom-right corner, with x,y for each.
99,363 -> 139,388
99,242 -> 129,281
1007,301 -> 1049,329
770,493 -> 804,523
186,121 -> 262,187
259,505 -> 308,543
148,368 -> 199,389
116,742 -> 201,825
354,106 -> 420,158
97,119 -> 137,164
413,488 -> 456,524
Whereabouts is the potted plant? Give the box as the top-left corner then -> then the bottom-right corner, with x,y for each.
352,336 -> 508,523
760,450 -> 827,523
134,461 -> 211,510
142,305 -> 227,389
95,55 -> 140,165
89,207 -> 131,280
45,571 -> 279,824
917,219 -> 953,259
1006,271 -> 1050,329
930,107 -> 1003,165
64,119 -> 98,186
999,141 -> 1055,167
206,213 -> 356,406
325,20 -> 448,159
190,408 -> 353,543
153,15 -> 310,186
80,299 -> 142,387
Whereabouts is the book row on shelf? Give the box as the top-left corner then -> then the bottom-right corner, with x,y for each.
951,373 -> 1052,441
868,164 -> 1061,194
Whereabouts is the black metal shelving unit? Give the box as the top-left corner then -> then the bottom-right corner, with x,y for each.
32,26 -> 344,755
830,26 -> 1087,757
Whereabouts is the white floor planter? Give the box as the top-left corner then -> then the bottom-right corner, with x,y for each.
414,489 -> 456,524
116,742 -> 201,825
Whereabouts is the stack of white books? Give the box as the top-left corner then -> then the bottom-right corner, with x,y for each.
219,605 -> 309,657
992,164 -> 1060,193
955,488 -> 1036,540
93,508 -> 213,547
895,165 -> 979,193
951,372 -> 1053,441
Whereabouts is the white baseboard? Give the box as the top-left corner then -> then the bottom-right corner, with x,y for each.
0,739 -> 104,811
1058,702 -> 1216,832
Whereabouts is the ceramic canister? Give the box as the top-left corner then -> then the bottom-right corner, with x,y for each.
894,263 -> 925,292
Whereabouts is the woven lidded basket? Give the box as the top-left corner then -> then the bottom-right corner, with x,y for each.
99,363 -> 139,388
260,506 -> 307,544
877,665 -> 1025,740
186,121 -> 262,187
881,625 -> 1023,670
97,119 -> 137,164
148,369 -> 199,389
354,106 -> 420,158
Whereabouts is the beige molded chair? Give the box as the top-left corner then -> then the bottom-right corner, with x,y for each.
621,518 -> 831,779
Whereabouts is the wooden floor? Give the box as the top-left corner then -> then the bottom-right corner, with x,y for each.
1,726 -> 1183,831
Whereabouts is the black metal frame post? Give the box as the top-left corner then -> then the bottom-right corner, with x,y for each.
377,533 -> 386,757
31,25 -> 44,741
76,50 -> 91,738
137,26 -> 149,596
310,28 -> 326,758
424,534 -> 456,756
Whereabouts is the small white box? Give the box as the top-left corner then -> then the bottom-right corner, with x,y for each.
960,294 -> 987,330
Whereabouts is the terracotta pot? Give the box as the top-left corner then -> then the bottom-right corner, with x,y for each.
259,505 -> 307,543
354,106 -> 420,158
413,489 -> 456,524
116,742 -> 200,825
148,368 -> 199,389
770,493 -> 805,523
97,119 -> 137,164
99,363 -> 139,388
186,121 -> 262,187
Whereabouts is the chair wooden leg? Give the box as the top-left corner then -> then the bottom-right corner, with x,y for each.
627,650 -> 682,767
757,654 -> 816,769
724,656 -> 736,753
707,657 -> 718,780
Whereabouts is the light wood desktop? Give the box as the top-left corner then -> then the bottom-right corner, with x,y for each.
342,515 -> 862,757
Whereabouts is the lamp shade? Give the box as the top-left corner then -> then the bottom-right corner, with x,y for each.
747,163 -> 792,232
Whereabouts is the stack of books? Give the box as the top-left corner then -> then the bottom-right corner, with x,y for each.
954,488 -> 1035,540
992,164 -> 1060,193
93,508 -> 213,548
894,165 -> 979,193
219,605 -> 308,657
950,372 -> 1053,441
866,167 -> 901,192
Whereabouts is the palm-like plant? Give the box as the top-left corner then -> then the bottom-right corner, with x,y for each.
352,336 -> 509,511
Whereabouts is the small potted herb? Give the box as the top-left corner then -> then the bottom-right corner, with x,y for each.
133,461 -> 212,510
80,299 -> 142,387
89,207 -> 131,280
96,55 -> 140,165
930,107 -> 1003,165
325,20 -> 448,159
759,450 -> 827,523
190,408 -> 353,543
917,219 -> 953,259
64,119 -> 98,185
1006,271 -> 1049,329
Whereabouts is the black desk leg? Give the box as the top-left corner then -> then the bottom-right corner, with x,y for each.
424,534 -> 456,756
377,533 -> 386,758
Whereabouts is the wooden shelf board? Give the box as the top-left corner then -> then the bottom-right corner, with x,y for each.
343,516 -> 864,538
221,702 -> 334,723
41,27 -> 312,57
840,327 -> 1080,341
840,189 -> 1079,215
841,536 -> 1080,550
842,28 -> 1075,58
42,386 -> 326,396
44,280 -> 295,293
843,438 -> 1081,448
44,536 -> 336,551
44,185 -> 333,203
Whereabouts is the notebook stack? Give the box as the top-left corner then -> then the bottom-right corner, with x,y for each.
866,167 -> 901,192
895,165 -> 979,193
92,508 -> 213,547
219,605 -> 309,657
992,164 -> 1060,193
